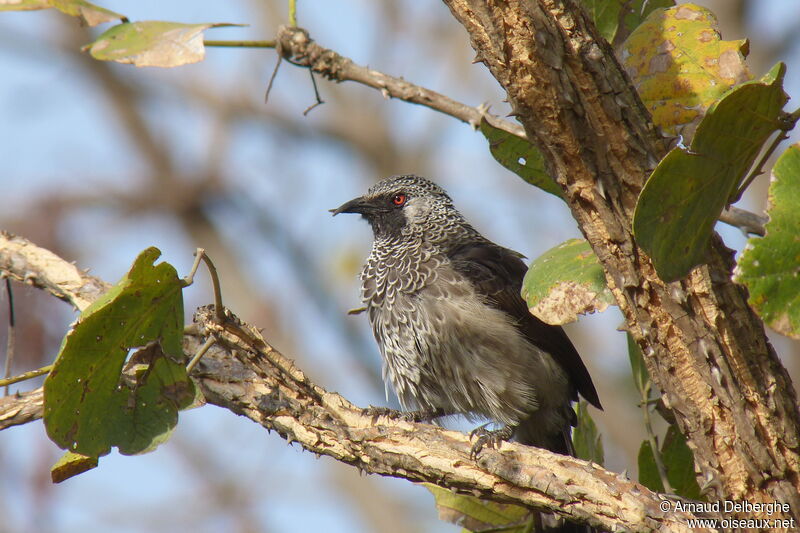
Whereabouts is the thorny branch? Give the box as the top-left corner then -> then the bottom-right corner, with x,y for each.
0,234 -> 711,532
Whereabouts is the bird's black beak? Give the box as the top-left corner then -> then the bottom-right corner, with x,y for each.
330,196 -> 373,216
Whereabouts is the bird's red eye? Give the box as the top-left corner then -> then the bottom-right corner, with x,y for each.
392,193 -> 407,206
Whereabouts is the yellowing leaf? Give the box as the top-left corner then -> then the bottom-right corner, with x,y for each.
424,483 -> 531,532
621,3 -> 751,141
0,0 -> 125,26
85,21 -> 242,68
49,0 -> 125,26
0,0 -> 49,10
51,451 -> 98,483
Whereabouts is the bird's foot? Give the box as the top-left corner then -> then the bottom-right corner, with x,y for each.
469,424 -> 515,459
362,406 -> 447,423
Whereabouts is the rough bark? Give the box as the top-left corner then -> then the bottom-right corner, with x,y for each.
441,0 -> 800,520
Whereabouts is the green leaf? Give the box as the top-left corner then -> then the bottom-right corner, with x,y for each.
51,451 -> 99,483
44,247 -> 194,458
0,0 -> 125,26
627,332 -> 649,396
579,0 -> 674,45
579,0 -> 623,43
522,239 -> 614,325
638,427 -> 701,498
661,425 -> 701,500
424,483 -> 531,533
479,118 -> 563,199
637,439 -> 665,493
633,62 -> 788,282
573,400 -> 604,465
621,4 -> 751,141
84,21 -> 243,67
736,143 -> 800,338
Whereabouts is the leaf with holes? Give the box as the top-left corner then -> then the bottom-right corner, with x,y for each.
620,3 -> 751,141
425,483 -> 531,532
522,239 -> 614,325
633,62 -> 788,282
43,247 -> 194,458
480,118 -> 563,199
736,143 -> 800,338
84,21 -> 243,67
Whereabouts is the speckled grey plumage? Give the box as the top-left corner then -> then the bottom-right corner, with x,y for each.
335,174 -> 601,454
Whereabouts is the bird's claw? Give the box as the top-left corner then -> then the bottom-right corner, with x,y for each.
469,424 -> 514,459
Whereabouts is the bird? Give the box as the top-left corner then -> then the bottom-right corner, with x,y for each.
331,174 -> 602,459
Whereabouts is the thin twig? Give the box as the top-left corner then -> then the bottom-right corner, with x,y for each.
199,253 -> 225,322
186,336 -> 216,374
182,249 -> 225,371
264,50 -> 283,103
732,108 -> 800,203
719,206 -> 767,237
3,278 -> 14,396
183,248 -> 205,287
275,26 -> 524,137
732,131 -> 790,204
302,69 -> 324,115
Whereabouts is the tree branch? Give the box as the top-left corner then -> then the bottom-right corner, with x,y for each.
0,234 -> 710,532
0,388 -> 43,430
0,231 -> 109,311
440,0 -> 800,520
274,26 -> 525,138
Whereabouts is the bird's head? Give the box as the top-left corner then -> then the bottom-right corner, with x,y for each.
331,175 -> 458,239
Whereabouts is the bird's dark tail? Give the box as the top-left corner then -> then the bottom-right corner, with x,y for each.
514,416 -> 598,533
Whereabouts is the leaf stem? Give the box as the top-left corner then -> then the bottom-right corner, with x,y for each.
186,336 -> 215,374
289,0 -> 298,27
203,40 -> 277,48
3,279 -> 14,395
0,365 -> 52,388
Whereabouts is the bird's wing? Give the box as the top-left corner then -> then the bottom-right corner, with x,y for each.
447,240 -> 602,410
